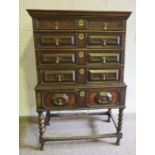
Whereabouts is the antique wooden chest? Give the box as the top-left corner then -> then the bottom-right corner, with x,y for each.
27,10 -> 131,150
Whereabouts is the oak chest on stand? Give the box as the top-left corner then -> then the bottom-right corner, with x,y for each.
27,10 -> 131,150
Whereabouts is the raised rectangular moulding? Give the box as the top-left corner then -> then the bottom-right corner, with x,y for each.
87,69 -> 121,82
86,33 -> 124,49
87,52 -> 121,65
38,52 -> 76,65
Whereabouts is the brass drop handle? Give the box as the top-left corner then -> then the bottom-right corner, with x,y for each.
102,56 -> 106,64
103,22 -> 108,30
96,92 -> 112,104
102,39 -> 107,46
52,93 -> 69,106
55,38 -> 59,46
102,73 -> 106,80
57,75 -> 62,82
55,22 -> 59,29
56,56 -> 60,64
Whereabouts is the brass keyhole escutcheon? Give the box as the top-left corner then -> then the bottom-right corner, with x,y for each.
79,51 -> 84,58
78,33 -> 84,40
80,91 -> 85,97
78,19 -> 84,26
79,68 -> 85,75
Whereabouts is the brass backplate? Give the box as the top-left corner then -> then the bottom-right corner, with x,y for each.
78,33 -> 84,40
78,19 -> 84,26
80,91 -> 85,97
79,51 -> 84,58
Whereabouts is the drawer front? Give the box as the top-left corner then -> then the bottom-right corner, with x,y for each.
35,33 -> 76,49
40,69 -> 76,84
38,52 -> 76,65
87,52 -> 120,65
87,19 -> 124,31
86,33 -> 122,48
41,90 -> 86,109
34,18 -> 123,31
87,69 -> 120,82
87,89 -> 122,107
35,18 -> 76,30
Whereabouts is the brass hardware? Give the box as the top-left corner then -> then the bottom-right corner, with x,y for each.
96,92 -> 112,104
79,51 -> 84,58
80,91 -> 85,97
78,19 -> 84,26
103,22 -> 108,30
56,56 -> 60,64
103,39 -> 107,46
102,73 -> 106,80
78,33 -> 84,40
79,68 -> 85,75
55,38 -> 59,46
55,22 -> 59,29
102,57 -> 106,63
57,75 -> 62,82
52,94 -> 69,106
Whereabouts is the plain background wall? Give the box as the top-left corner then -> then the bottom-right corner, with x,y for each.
19,0 -> 136,116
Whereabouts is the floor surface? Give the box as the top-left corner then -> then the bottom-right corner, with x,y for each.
19,113 -> 136,155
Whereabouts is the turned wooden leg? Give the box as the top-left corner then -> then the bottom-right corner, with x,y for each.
116,108 -> 124,145
45,111 -> 51,126
38,111 -> 45,150
107,109 -> 111,122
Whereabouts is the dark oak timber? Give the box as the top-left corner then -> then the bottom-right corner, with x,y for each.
27,10 -> 131,150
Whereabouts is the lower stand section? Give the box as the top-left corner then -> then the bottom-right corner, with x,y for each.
37,108 -> 124,150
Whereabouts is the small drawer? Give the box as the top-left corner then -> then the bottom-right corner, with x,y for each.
40,69 -> 76,84
87,89 -> 122,107
87,19 -> 124,31
87,69 -> 120,82
41,90 -> 86,109
38,52 -> 76,65
86,33 -> 122,48
87,52 -> 120,65
35,33 -> 76,49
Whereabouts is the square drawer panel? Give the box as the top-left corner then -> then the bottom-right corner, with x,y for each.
87,68 -> 122,82
87,87 -> 126,108
86,33 -> 124,49
34,17 -> 124,31
87,51 -> 121,65
41,90 -> 86,109
39,68 -> 86,84
37,50 -> 86,66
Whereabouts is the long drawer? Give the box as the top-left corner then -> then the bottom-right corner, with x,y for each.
38,67 -> 123,84
35,86 -> 126,110
34,17 -> 124,31
37,50 -> 122,67
35,32 -> 123,49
